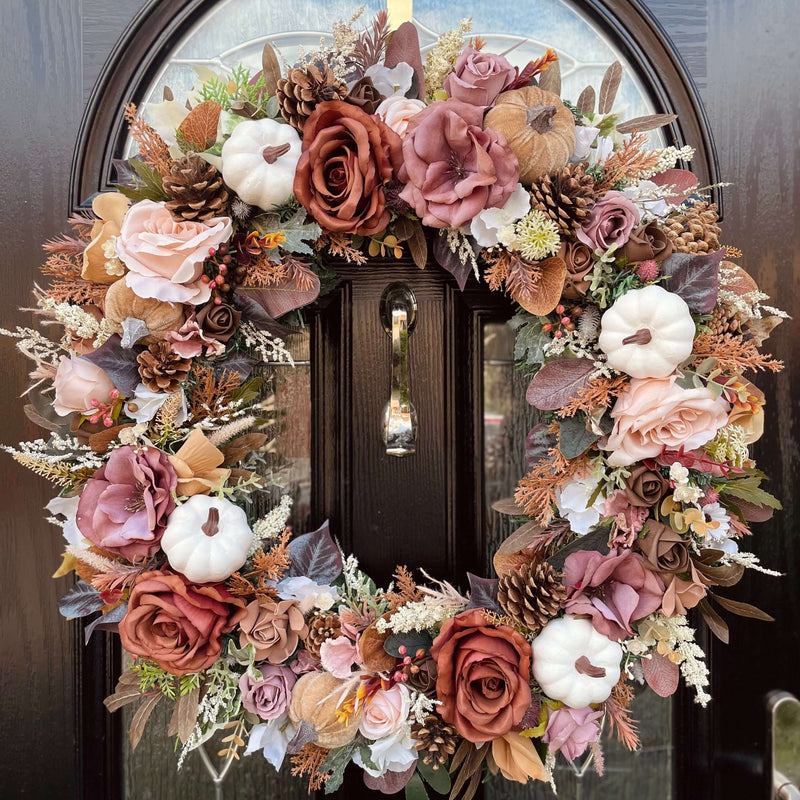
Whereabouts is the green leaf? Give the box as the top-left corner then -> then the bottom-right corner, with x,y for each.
718,477 -> 782,510
384,630 -> 433,657
322,737 -> 363,793
547,524 -> 611,571
513,317 -> 546,366
557,417 -> 600,458
128,158 -> 169,201
255,207 -> 321,256
417,758 -> 451,794
405,772 -> 430,800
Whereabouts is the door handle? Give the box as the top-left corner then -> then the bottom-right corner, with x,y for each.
380,283 -> 418,457
768,691 -> 800,799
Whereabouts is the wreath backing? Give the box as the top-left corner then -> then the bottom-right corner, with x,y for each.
3,10 -> 786,798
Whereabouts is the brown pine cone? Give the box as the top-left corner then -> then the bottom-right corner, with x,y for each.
276,65 -> 348,131
303,613 -> 343,659
412,714 -> 458,770
530,163 -> 598,235
137,342 -> 191,393
709,303 -> 745,336
162,154 -> 229,222
498,562 -> 567,632
403,655 -> 438,695
664,201 -> 721,254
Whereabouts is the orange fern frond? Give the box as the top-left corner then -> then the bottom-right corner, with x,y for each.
124,103 -> 173,177
556,375 -> 628,418
692,331 -> 783,374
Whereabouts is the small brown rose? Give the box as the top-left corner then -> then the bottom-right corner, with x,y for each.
559,240 -> 595,299
344,76 -> 383,115
619,220 -> 674,265
239,597 -> 309,664
195,300 -> 241,344
624,465 -> 669,508
635,519 -> 691,576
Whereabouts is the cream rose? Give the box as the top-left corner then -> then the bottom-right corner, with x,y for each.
117,200 -> 232,304
601,377 -> 729,466
358,683 -> 410,740
52,355 -> 116,416
376,96 -> 426,137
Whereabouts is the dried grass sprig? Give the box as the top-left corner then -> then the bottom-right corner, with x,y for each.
351,10 -> 389,71
228,531 -> 291,599
692,331 -> 783,374
318,232 -> 368,265
556,375 -> 628,417
124,103 -> 173,177
483,249 -> 511,291
380,565 -> 423,611
40,251 -> 109,306
189,366 -> 243,423
604,679 -> 640,751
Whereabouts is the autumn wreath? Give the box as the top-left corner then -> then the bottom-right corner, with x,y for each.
3,10 -> 786,798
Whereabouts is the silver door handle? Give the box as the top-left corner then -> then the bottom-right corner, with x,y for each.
768,691 -> 800,799
380,283 -> 418,457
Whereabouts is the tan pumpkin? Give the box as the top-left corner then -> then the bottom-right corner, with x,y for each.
289,672 -> 359,748
485,86 -> 576,184
103,279 -> 185,343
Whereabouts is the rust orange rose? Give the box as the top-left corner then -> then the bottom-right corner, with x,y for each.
294,101 -> 402,236
118,569 -> 246,675
430,609 -> 531,743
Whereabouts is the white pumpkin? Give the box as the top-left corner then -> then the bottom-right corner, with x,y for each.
161,495 -> 253,583
532,616 -> 622,708
221,118 -> 301,210
598,284 -> 696,378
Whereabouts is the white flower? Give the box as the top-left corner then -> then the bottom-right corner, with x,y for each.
669,462 -> 690,484
124,384 -> 189,424
621,180 -> 670,218
375,96 -> 426,137
673,484 -> 703,504
571,125 -> 600,161
245,713 -> 296,771
556,473 -> 606,535
353,725 -> 417,777
469,183 -> 531,247
358,684 -> 410,740
700,502 -> 731,541
588,135 -> 615,167
145,99 -> 190,146
276,576 -> 340,613
46,495 -> 82,547
365,63 -> 414,98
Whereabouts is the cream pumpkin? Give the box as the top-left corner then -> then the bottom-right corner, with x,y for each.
598,284 -> 696,378
532,616 -> 622,708
161,494 -> 253,583
484,86 -> 575,184
221,118 -> 301,210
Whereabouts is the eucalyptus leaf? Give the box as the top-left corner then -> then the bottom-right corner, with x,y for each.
84,602 -> 128,644
547,525 -> 610,571
384,630 -> 433,657
513,317 -> 546,367
525,424 -> 556,472
558,417 -> 601,458
405,772 -> 430,800
58,580 -> 104,619
418,757 -> 451,794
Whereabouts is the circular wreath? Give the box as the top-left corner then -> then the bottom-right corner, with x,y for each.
3,11 -> 786,797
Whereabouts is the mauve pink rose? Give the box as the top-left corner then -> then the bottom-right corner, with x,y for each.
117,200 -> 232,304
601,377 -> 730,467
76,445 -> 177,562
443,47 -> 516,107
52,355 -> 116,416
239,665 -> 296,720
564,548 -> 665,641
543,706 -> 604,761
576,190 -> 640,252
398,99 -> 519,228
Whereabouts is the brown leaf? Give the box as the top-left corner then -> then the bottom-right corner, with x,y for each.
394,217 -> 428,270
491,497 -> 525,515
493,521 -> 544,577
23,404 -> 63,432
512,256 -> 566,316
598,61 -> 622,114
89,424 -> 134,454
698,598 -> 729,643
576,85 -> 595,115
129,692 -> 162,751
537,58 -> 561,95
220,433 -> 268,466
238,272 -> 320,319
178,100 -> 222,151
449,741 -> 489,800
167,687 -> 200,743
710,594 -> 774,621
642,652 -> 680,697
385,22 -> 425,99
616,113 -> 678,134
693,551 -> 745,587
261,42 -> 282,96
163,86 -> 174,102
526,357 -> 596,411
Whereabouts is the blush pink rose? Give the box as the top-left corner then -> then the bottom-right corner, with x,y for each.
376,96 -> 427,137
443,47 -> 516,107
398,99 -> 519,228
52,355 -> 117,416
358,683 -> 410,740
543,706 -> 604,761
117,199 -> 232,304
576,190 -> 640,252
601,377 -> 730,467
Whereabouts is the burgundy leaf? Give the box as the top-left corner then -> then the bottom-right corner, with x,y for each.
432,231 -> 478,290
698,598 -> 729,643
235,274 -> 320,319
59,581 -> 104,619
732,498 -> 775,523
525,358 -> 595,411
662,250 -> 724,314
384,22 -> 425,99
649,168 -> 699,205
466,573 -> 501,611
82,335 -> 141,397
642,652 -> 680,697
84,602 -> 127,644
287,520 -> 343,584
363,762 -> 416,794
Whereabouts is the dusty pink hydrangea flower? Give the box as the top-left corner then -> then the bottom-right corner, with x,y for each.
398,99 -> 519,228
543,706 -> 604,761
563,547 -> 665,641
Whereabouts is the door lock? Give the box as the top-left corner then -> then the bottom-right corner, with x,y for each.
768,690 -> 800,799
380,283 -> 418,457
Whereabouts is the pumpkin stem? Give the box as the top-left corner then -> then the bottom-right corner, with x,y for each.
621,327 -> 652,346
574,655 -> 607,678
201,507 -> 220,537
525,104 -> 557,133
262,143 -> 291,164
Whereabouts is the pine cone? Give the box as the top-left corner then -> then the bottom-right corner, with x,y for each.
137,342 -> 192,393
162,154 -> 229,222
277,65 -> 348,131
530,163 -> 598,235
498,562 -> 567,631
709,303 -> 745,336
303,613 -> 342,659
404,655 -> 438,695
665,201 -> 721,254
412,714 -> 458,770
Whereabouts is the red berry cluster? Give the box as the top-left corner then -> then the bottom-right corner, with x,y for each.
542,304 -> 583,338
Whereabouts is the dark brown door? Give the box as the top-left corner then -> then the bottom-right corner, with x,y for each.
2,1 -> 799,799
